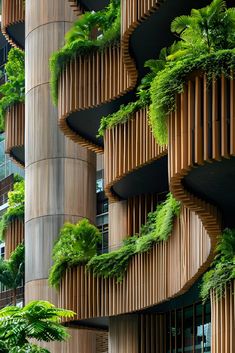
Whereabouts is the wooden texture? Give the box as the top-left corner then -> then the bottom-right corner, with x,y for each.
104,107 -> 167,200
139,314 -> 166,353
58,45 -> 135,152
4,218 -> 24,260
211,280 -> 235,353
1,0 -> 25,48
67,0 -> 83,16
109,200 -> 128,250
109,315 -> 139,353
59,206 -> 211,320
168,74 -> 224,277
5,103 -> 25,167
121,0 -> 163,101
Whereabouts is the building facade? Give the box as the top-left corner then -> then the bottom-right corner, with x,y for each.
0,0 -> 234,352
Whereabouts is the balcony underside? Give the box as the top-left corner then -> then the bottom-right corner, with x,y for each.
5,22 -> 25,49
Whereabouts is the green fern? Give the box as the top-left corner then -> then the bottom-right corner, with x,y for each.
201,228 -> 235,302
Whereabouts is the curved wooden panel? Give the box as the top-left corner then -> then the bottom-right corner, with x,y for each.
1,0 -> 25,48
4,218 -> 24,260
109,315 -> 139,353
58,44 -> 135,152
5,103 -> 25,167
121,0 -> 162,97
104,108 -> 167,200
59,206 -> 212,320
211,280 -> 235,353
168,74 -> 232,256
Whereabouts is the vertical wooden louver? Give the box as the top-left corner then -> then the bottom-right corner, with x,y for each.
67,0 -> 82,16
109,315 -> 139,353
59,206 -> 213,321
58,45 -> 135,152
1,0 -> 25,48
139,314 -> 166,353
5,103 -> 25,167
104,108 -> 167,200
4,218 -> 24,260
121,0 -> 162,95
211,280 -> 235,353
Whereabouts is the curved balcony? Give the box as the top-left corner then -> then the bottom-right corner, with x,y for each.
104,107 -> 168,200
211,280 -> 235,353
58,44 -> 136,153
4,218 -> 24,260
5,103 -> 25,167
169,74 -> 235,228
59,205 -> 214,321
67,0 -> 82,15
1,0 -> 25,49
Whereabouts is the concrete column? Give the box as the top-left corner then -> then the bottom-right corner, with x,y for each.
25,1 -> 97,351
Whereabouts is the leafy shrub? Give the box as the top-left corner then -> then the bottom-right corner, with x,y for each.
49,219 -> 101,288
201,228 -> 235,302
0,48 -> 25,132
50,0 -> 120,104
149,0 -> 235,144
0,300 -> 75,352
87,193 -> 181,281
0,180 -> 24,240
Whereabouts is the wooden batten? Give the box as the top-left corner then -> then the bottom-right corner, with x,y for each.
59,206 -> 212,321
67,0 -> 83,16
5,102 -> 25,167
121,0 -> 163,100
211,280 -> 235,353
1,0 -> 25,48
4,218 -> 24,260
58,44 -> 135,153
104,107 -> 167,200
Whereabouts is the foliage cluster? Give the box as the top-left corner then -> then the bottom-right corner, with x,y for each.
149,0 -> 235,144
201,228 -> 235,302
0,180 -> 24,240
87,193 -> 180,281
49,219 -> 101,288
99,0 -> 235,144
0,243 -> 24,305
50,0 -> 120,104
0,300 -> 74,353
0,48 -> 25,132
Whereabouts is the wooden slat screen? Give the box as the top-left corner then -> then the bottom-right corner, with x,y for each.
104,108 -> 167,200
211,280 -> 235,353
59,206 -> 213,320
4,218 -> 24,260
5,102 -> 25,167
1,0 -> 25,48
58,45 -> 134,152
67,0 -> 82,16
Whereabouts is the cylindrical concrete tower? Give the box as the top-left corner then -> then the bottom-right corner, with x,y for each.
25,1 -> 97,351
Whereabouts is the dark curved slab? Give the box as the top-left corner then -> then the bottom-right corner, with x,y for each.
11,146 -> 25,167
79,0 -> 110,11
66,91 -> 135,148
184,157 -> 235,229
112,156 -> 168,199
6,22 -> 25,49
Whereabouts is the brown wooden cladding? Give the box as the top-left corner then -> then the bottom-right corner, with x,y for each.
4,218 -> 24,260
59,206 -> 212,320
211,280 -> 235,353
109,315 -> 139,353
104,108 -> 167,200
58,44 -> 135,152
139,314 -> 166,353
121,0 -> 163,100
169,74 -> 235,181
5,103 -> 25,167
1,0 -> 25,48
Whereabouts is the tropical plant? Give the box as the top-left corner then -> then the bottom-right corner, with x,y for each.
0,48 -> 25,132
0,179 -> 24,240
0,300 -> 75,352
49,219 -> 101,288
149,0 -> 235,144
201,228 -> 235,302
0,243 -> 24,305
50,0 -> 120,104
